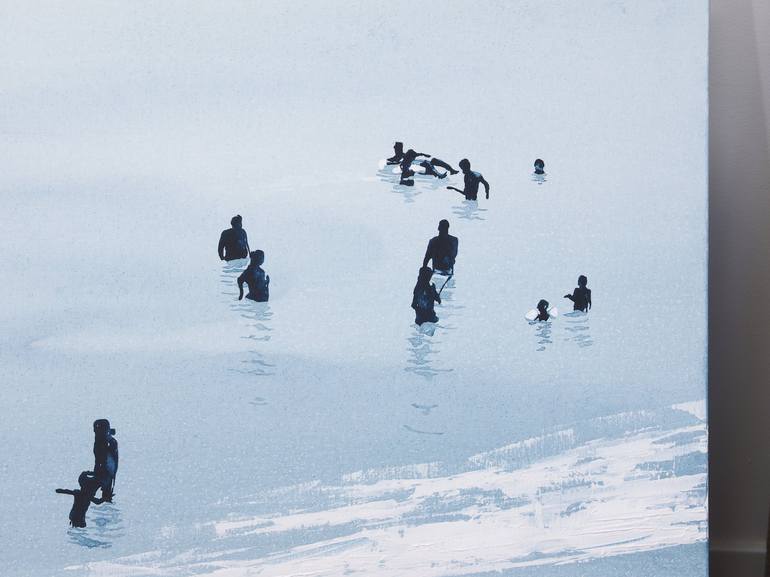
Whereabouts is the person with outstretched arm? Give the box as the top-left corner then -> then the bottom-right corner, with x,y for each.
564,275 -> 592,312
447,159 -> 489,200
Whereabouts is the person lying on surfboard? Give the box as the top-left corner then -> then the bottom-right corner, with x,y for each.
397,147 -> 458,186
412,266 -> 441,325
447,159 -> 490,200
564,275 -> 592,312
534,299 -> 551,321
423,219 -> 458,275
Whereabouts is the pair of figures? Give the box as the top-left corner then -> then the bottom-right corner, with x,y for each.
55,419 -> 118,527
218,215 -> 270,302
387,142 -> 490,200
532,276 -> 592,322
412,219 -> 459,326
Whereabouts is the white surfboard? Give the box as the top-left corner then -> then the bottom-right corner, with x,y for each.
525,306 -> 558,321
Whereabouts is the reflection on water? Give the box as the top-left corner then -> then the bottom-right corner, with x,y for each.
67,502 -> 124,549
220,262 -> 276,377
563,311 -> 593,348
452,200 -> 488,222
231,303 -> 275,376
529,320 -> 554,352
532,172 -> 547,186
376,162 -> 448,204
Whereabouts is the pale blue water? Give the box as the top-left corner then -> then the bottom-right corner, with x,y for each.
0,1 -> 707,575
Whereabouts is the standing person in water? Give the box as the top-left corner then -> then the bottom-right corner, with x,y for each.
412,266 -> 441,325
534,159 -> 545,175
218,215 -> 250,261
92,419 -> 118,502
238,250 -> 270,302
423,219 -> 459,275
564,275 -> 592,312
447,159 -> 490,200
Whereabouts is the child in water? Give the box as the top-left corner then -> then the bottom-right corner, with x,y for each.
534,299 -> 551,321
238,250 -> 270,302
564,275 -> 592,312
412,266 -> 441,325
534,159 -> 545,175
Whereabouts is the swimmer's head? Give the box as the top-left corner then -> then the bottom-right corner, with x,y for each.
578,275 -> 588,287
418,266 -> 433,282
537,299 -> 549,311
534,159 -> 545,172
250,250 -> 265,265
459,159 -> 471,172
438,219 -> 450,233
394,141 -> 403,153
231,215 -> 243,228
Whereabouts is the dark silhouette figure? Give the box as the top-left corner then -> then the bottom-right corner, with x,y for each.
535,299 -> 551,322
238,250 -> 270,302
386,141 -> 405,165
398,148 -> 458,185
412,266 -> 441,325
218,215 -> 250,261
447,159 -> 490,200
423,219 -> 459,275
534,159 -> 545,175
92,419 -> 118,502
564,275 -> 592,312
56,472 -> 107,528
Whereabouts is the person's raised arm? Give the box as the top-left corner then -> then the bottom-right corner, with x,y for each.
55,488 -> 76,495
447,186 -> 465,196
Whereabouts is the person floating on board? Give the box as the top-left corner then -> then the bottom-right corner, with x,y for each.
56,472 -> 108,528
218,215 -> 250,261
534,299 -> 551,321
423,219 -> 459,275
447,159 -> 490,200
399,148 -> 458,186
534,159 -> 546,175
238,250 -> 270,302
412,266 -> 441,325
564,275 -> 592,312
92,419 -> 118,502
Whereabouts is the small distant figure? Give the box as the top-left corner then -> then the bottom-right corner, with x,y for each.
218,215 -> 250,261
534,159 -> 545,175
534,299 -> 551,321
447,159 -> 490,200
92,419 -> 118,502
56,472 -> 107,528
386,141 -> 405,165
423,219 -> 459,275
412,266 -> 441,325
238,250 -> 270,302
564,275 -> 592,312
